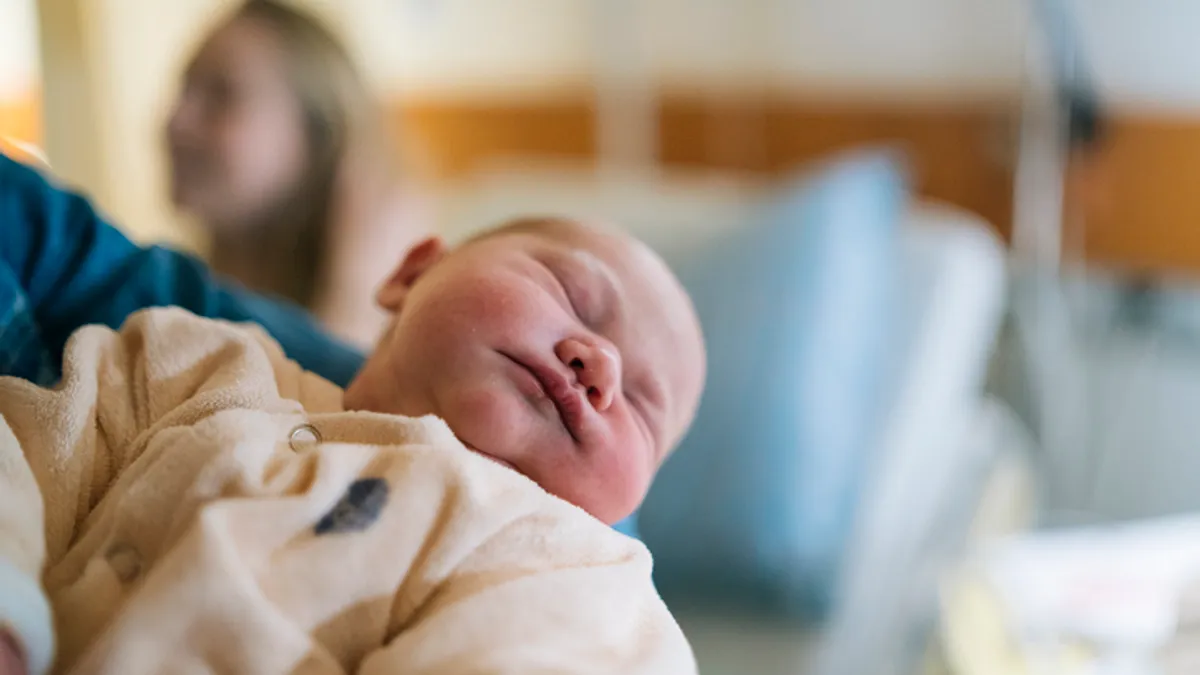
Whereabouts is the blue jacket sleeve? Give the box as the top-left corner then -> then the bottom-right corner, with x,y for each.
0,153 -> 365,387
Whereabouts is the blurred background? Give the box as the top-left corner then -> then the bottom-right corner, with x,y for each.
7,0 -> 1200,673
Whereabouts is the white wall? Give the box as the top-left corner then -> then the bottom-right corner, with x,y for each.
348,0 -> 1200,111
345,0 -> 595,99
27,0 -> 1200,244
0,0 -> 39,99
346,0 -> 1030,101
34,0 -> 1200,111
1071,0 -> 1200,113
764,0 -> 1027,99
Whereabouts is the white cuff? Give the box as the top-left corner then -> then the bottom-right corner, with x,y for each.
0,558 -> 53,675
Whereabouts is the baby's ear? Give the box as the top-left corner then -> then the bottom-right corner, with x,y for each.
376,237 -> 447,311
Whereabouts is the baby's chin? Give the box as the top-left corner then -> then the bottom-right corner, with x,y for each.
461,442 -> 518,471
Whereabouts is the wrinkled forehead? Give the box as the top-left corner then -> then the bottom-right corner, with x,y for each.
496,219 -> 706,441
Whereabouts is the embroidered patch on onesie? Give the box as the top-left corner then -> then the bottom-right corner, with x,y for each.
315,478 -> 389,535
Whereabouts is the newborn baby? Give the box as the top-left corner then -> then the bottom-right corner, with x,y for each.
0,218 -> 704,675
347,217 -> 705,523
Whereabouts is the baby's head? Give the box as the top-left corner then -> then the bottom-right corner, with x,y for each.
344,218 -> 705,524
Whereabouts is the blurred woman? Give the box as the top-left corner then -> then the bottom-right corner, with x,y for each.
166,0 -> 426,348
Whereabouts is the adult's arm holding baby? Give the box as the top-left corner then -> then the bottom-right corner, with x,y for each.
0,153 -> 364,387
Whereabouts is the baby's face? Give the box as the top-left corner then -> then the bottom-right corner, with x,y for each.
344,220 -> 705,524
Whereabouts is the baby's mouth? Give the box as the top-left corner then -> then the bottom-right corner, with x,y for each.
498,351 -> 583,444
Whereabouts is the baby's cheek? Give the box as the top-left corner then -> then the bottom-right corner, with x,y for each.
444,276 -> 545,336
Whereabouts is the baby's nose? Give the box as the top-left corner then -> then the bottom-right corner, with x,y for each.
555,337 -> 621,412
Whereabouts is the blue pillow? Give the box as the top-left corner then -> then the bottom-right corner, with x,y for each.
638,151 -> 906,619
612,516 -> 639,539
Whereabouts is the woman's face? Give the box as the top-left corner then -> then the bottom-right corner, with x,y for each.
166,16 -> 310,230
